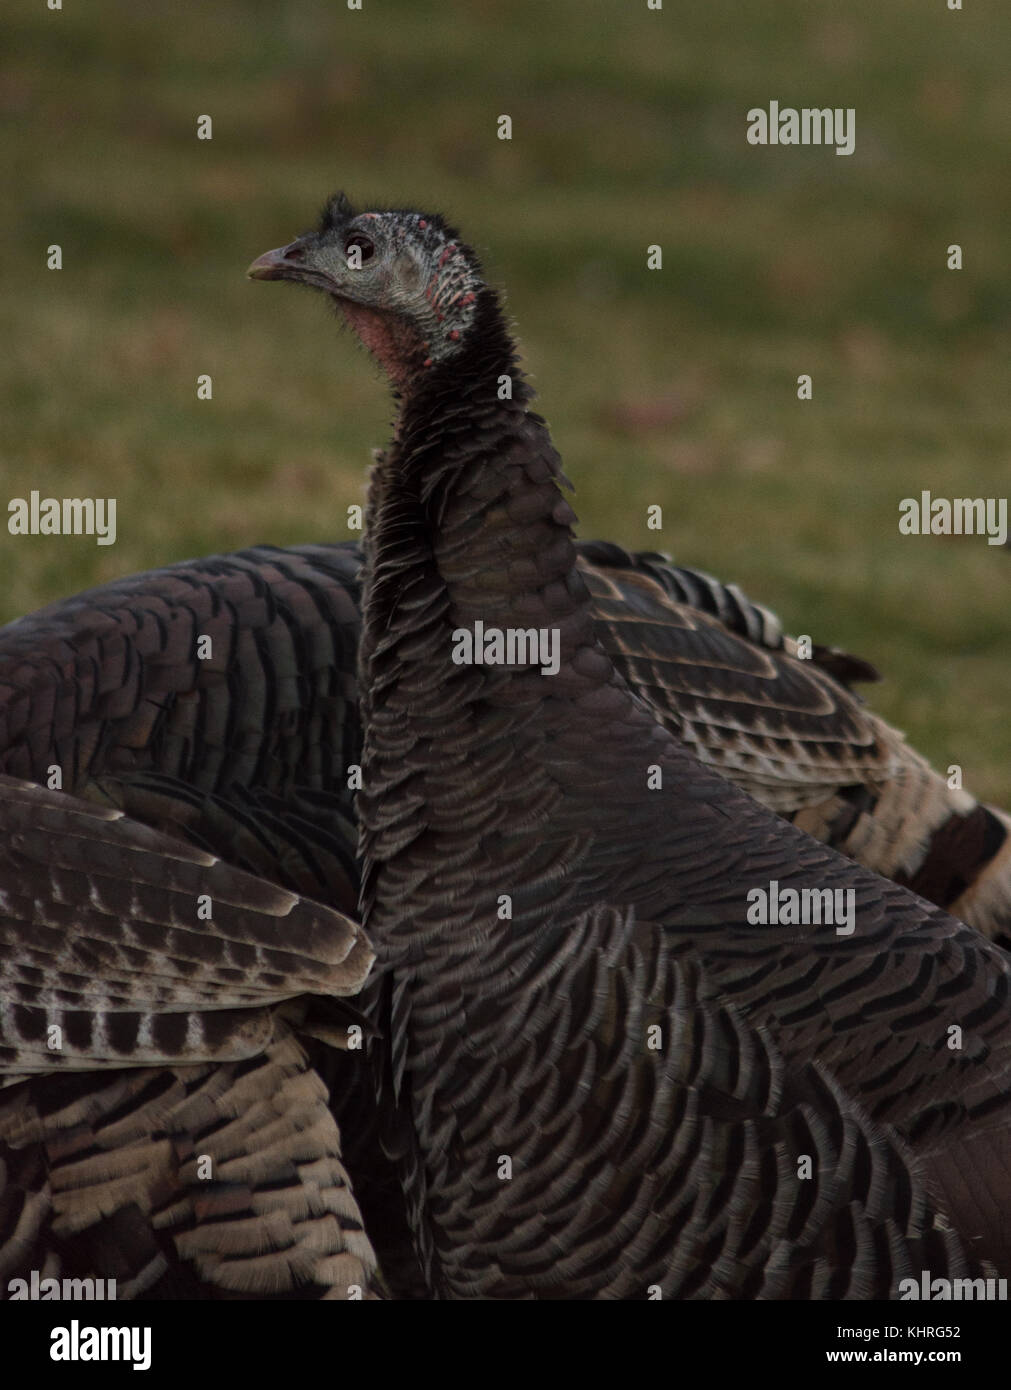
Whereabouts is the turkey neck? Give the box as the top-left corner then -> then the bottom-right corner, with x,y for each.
357,292 -> 637,969
364,294 -> 589,655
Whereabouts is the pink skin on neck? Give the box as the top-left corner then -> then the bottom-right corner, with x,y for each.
337,299 -> 427,394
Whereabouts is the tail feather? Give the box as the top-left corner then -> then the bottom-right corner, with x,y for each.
793,742 -> 1011,946
946,807 -> 1011,949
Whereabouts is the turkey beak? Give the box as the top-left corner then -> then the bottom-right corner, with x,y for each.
247,237 -> 325,286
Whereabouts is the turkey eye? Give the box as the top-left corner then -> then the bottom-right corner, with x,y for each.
345,233 -> 375,264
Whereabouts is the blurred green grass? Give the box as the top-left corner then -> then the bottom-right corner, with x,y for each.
2,0 -> 1009,800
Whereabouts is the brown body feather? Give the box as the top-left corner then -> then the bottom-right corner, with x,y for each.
0,776 -> 378,1299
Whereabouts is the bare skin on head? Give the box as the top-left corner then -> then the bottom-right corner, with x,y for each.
248,194 -> 483,391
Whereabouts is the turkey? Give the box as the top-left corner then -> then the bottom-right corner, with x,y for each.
1,233 -> 1009,1304
249,193 -> 1011,1298
0,775 -> 379,1299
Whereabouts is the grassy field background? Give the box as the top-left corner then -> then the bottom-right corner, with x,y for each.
2,0 -> 1009,800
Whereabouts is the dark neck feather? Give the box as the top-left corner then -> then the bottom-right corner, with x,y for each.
357,288 -> 630,968
363,289 -> 594,671
394,288 -> 534,470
